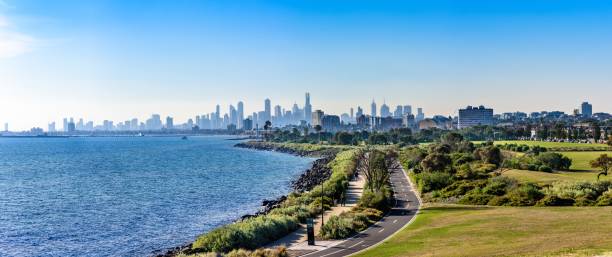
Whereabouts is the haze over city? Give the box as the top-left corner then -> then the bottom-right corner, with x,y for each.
2,0 -> 612,130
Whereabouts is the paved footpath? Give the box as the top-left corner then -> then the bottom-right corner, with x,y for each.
298,159 -> 421,257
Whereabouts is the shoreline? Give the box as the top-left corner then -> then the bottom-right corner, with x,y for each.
153,141 -> 337,257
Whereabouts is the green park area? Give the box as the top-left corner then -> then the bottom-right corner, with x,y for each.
357,139 -> 612,257
354,204 -> 612,257
488,140 -> 610,151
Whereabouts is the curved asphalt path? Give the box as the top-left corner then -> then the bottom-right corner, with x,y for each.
301,159 -> 421,257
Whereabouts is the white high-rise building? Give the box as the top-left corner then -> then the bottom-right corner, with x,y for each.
304,92 -> 312,124
371,100 -> 377,117
237,101 -> 244,129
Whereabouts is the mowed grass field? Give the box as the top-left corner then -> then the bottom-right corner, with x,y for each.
560,151 -> 612,171
502,169 -> 611,184
489,140 -> 610,149
353,204 -> 612,257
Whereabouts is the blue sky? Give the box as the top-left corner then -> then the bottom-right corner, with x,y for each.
1,0 -> 612,130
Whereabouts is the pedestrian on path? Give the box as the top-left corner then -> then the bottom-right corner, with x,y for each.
340,192 -> 346,206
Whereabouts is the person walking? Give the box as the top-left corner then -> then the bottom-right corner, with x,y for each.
340,191 -> 346,206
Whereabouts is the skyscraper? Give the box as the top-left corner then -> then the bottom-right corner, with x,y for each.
394,105 -> 403,118
264,98 -> 272,122
166,116 -> 174,129
403,105 -> 412,116
237,101 -> 244,129
380,103 -> 391,117
581,102 -> 592,118
350,107 -> 354,120
417,108 -> 425,122
312,110 -> 324,127
274,105 -> 282,120
215,104 -> 221,129
229,105 -> 237,125
371,100 -> 377,117
356,106 -> 363,117
458,105 -> 493,129
304,92 -> 312,124
48,122 -> 56,132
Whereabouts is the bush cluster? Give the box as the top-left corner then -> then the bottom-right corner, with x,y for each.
503,152 -> 571,172
319,208 -> 383,239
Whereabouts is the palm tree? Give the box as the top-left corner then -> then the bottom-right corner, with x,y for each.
263,120 -> 272,141
314,125 -> 322,143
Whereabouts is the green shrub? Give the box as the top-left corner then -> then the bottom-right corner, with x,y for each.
319,215 -> 353,239
506,183 -> 544,206
458,189 -> 493,205
192,215 -> 299,252
482,176 -> 516,196
535,195 -> 575,206
488,195 -> 511,206
358,186 -> 393,211
415,172 -> 454,193
535,152 -> 572,170
441,179 -> 488,197
596,190 -> 612,206
538,165 -> 552,172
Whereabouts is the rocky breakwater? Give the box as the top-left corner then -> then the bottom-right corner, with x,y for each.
234,141 -> 339,157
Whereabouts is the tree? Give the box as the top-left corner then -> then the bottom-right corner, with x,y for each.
420,153 -> 452,172
590,154 -> 612,181
314,125 -> 322,143
474,145 -> 502,166
263,120 -> 272,141
608,135 -> 612,146
358,150 -> 390,192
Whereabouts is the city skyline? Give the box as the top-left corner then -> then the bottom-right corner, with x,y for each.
2,1 -> 612,130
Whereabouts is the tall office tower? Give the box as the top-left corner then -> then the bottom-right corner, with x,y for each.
581,102 -> 593,118
131,118 -> 138,130
274,105 -> 282,120
394,105 -> 403,118
371,100 -> 377,117
252,112 -> 259,127
403,105 -> 412,116
350,108 -> 354,120
215,104 -> 221,129
304,92 -> 312,124
48,122 -> 56,132
229,105 -> 237,125
292,103 -> 300,123
264,98 -> 272,122
63,118 -> 68,132
237,101 -> 244,129
416,108 -> 425,122
77,118 -> 84,130
380,103 -> 391,117
166,116 -> 174,129
356,106 -> 363,117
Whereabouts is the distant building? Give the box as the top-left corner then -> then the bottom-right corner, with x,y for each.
581,102 -> 592,118
371,100 -> 377,117
321,115 -> 341,131
312,110 -> 324,127
458,105 -> 494,129
48,122 -> 56,132
243,118 -> 253,130
416,108 -> 425,122
264,98 -> 272,122
3,123 -> 7,132
418,119 -> 439,130
380,103 -> 391,117
304,93 -> 312,124
165,116 -> 174,129
402,114 -> 416,130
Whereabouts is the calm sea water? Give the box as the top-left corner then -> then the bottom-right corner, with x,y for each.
0,136 -> 313,257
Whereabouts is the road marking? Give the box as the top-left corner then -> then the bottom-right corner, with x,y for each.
379,228 -> 385,233
393,219 -> 398,224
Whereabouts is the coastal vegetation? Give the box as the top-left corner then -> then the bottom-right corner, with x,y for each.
188,144 -> 361,254
319,149 -> 394,239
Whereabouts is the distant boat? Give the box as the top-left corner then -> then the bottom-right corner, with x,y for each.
137,133 -> 144,137
181,136 -> 188,140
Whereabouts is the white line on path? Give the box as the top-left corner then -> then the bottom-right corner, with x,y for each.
378,228 -> 385,233
393,219 -> 398,224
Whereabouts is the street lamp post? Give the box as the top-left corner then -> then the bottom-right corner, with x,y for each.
321,183 -> 324,227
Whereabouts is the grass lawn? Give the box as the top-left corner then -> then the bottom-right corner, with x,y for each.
559,151 -> 612,171
502,169 -> 611,184
476,140 -> 610,151
353,204 -> 612,257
